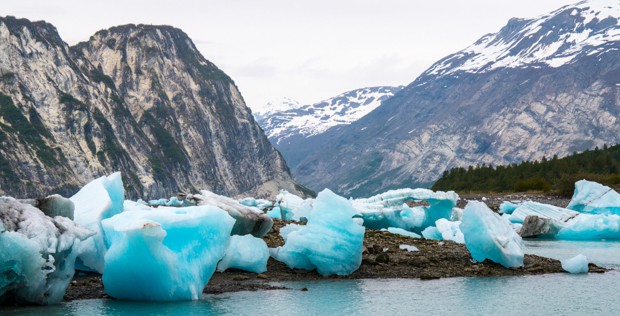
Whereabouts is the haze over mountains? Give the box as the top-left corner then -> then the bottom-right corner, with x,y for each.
276,0 -> 620,197
0,17 -> 305,199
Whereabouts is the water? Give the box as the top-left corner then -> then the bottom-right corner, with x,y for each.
4,240 -> 619,316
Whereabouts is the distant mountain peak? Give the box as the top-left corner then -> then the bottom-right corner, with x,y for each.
425,0 -> 620,78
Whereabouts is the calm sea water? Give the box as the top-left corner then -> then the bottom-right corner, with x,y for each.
4,240 -> 619,316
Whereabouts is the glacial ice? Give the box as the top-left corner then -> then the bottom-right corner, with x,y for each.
71,172 -> 125,273
460,201 -> 524,268
352,188 -> 458,233
275,190 -> 313,221
499,201 -> 519,214
383,227 -> 422,238
567,180 -> 620,215
188,190 -> 273,237
270,189 -> 365,276
556,214 -> 620,240
561,254 -> 589,274
148,197 -> 183,207
421,226 -> 442,240
101,205 -> 235,301
0,197 -> 93,305
239,197 -> 274,211
217,234 -> 269,274
399,244 -> 419,252
509,201 -> 579,225
435,219 -> 465,244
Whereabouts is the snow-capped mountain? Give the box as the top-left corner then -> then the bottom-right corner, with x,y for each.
256,86 -> 403,146
292,0 -> 620,197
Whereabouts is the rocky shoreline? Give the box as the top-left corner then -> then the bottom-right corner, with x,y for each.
64,216 -> 607,301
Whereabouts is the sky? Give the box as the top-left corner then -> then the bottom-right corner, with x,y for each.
3,0 -> 573,111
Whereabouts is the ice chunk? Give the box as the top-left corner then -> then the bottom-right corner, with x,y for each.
509,201 -> 579,225
266,206 -> 283,219
561,254 -> 589,274
275,190 -> 313,221
556,214 -> 620,240
567,180 -> 620,215
499,201 -> 519,214
352,188 -> 458,232
188,190 -> 273,237
19,194 -> 75,219
399,244 -> 419,252
435,219 -> 465,244
383,227 -> 422,238
271,189 -> 365,276
217,235 -> 269,274
71,172 -> 125,273
0,197 -> 93,305
460,201 -> 524,268
239,197 -> 274,211
421,226 -> 442,240
101,205 -> 234,301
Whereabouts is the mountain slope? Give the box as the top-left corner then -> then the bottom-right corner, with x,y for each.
255,86 -> 402,166
0,17 -> 304,199
293,0 -> 620,197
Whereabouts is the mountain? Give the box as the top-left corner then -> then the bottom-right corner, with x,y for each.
0,16 -> 306,199
293,0 -> 620,197
255,86 -> 403,166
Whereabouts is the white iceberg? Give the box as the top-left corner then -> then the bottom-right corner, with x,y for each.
275,190 -> 314,221
217,234 -> 269,274
270,189 -> 365,276
101,205 -> 235,301
561,254 -> 589,274
567,180 -> 620,215
71,172 -> 125,273
460,201 -> 524,268
188,190 -> 273,237
0,197 -> 93,305
435,219 -> 465,244
383,227 -> 422,238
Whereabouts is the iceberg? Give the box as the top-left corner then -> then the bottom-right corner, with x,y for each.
556,214 -> 620,241
383,227 -> 422,238
217,235 -> 269,274
460,201 -> 524,268
435,219 -> 465,244
188,190 -> 273,237
239,197 -> 274,211
499,201 -> 519,214
0,197 -> 93,305
561,254 -> 589,274
101,205 -> 234,301
19,194 -> 75,219
352,188 -> 459,233
509,201 -> 579,225
567,180 -> 620,215
71,172 -> 125,273
271,189 -> 365,276
421,226 -> 442,240
275,190 -> 313,221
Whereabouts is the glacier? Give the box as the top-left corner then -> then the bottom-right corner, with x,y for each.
270,189 -> 365,276
217,235 -> 269,274
101,205 -> 235,301
567,180 -> 620,215
561,254 -> 589,274
71,172 -> 125,273
461,201 -> 524,268
0,197 -> 93,305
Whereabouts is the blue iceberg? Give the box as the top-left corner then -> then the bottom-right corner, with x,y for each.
567,180 -> 620,215
556,214 -> 620,241
275,190 -> 314,221
270,189 -> 365,276
421,226 -> 442,240
460,201 -> 524,268
0,197 -> 93,305
499,201 -> 519,214
71,172 -> 125,273
561,254 -> 589,274
217,234 -> 269,274
352,188 -> 459,233
101,205 -> 235,301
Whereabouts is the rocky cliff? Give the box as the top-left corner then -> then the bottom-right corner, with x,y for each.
293,0 -> 620,197
0,17 -> 305,199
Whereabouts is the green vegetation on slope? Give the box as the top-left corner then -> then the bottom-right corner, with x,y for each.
432,144 -> 620,196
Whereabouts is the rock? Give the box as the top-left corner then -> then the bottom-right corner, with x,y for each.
375,253 -> 390,264
256,274 -> 269,279
519,215 -> 555,238
420,271 -> 441,280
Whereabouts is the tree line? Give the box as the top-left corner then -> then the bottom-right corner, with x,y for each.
432,144 -> 620,196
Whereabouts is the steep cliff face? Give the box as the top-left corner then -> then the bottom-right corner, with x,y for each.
293,0 -> 620,197
0,17 -> 304,199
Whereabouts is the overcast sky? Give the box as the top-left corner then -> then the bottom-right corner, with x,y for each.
4,0 -> 572,111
